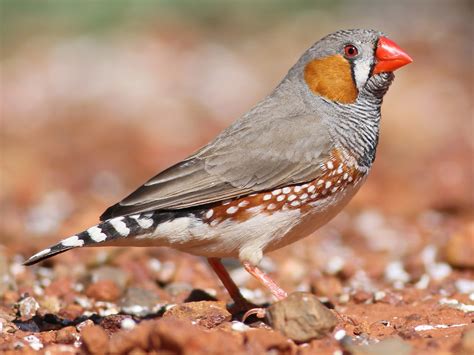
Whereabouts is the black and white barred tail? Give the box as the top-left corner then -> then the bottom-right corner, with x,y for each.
23,211 -> 171,266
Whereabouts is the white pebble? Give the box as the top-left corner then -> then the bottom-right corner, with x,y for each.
120,318 -> 136,330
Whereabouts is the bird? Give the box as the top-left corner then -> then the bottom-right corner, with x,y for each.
24,29 -> 412,313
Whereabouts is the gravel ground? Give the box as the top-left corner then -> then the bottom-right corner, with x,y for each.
1,2 -> 473,354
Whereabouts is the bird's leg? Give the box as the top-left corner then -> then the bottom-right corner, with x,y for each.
239,261 -> 288,321
242,261 -> 288,300
207,258 -> 255,312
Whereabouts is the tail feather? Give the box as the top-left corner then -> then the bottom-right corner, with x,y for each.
23,211 -> 167,266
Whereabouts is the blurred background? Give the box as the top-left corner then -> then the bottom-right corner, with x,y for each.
0,0 -> 472,284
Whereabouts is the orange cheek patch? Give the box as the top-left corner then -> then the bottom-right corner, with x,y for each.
304,55 -> 358,104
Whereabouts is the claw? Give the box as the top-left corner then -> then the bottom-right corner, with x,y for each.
242,307 -> 266,322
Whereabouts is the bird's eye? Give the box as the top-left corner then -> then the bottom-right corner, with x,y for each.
344,44 -> 359,58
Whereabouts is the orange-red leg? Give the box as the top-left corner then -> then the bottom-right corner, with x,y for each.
207,257 -> 249,307
243,261 -> 288,300
208,258 -> 288,321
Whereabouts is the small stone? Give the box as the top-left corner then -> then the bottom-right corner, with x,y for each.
59,304 -> 84,320
39,295 -> 61,314
86,280 -> 121,302
76,319 -> 94,332
459,328 -> 474,354
352,290 -> 373,304
244,328 -> 296,353
311,275 -> 343,297
120,287 -> 161,316
343,337 -> 412,355
266,292 -> 338,342
90,266 -> 128,290
0,250 -> 16,294
81,325 -> 109,355
444,223 -> 474,268
163,301 -> 231,329
120,318 -> 136,330
17,296 -> 40,320
157,261 -> 176,283
56,326 -> 79,344
164,282 -> 194,298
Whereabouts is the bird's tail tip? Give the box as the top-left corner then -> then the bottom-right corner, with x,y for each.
23,234 -> 86,266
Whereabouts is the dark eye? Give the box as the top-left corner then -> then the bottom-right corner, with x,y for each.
344,44 -> 358,58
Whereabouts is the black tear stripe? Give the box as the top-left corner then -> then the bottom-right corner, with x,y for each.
348,58 -> 359,94
369,39 -> 379,77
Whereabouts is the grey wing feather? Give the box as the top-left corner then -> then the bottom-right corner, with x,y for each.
100,114 -> 332,220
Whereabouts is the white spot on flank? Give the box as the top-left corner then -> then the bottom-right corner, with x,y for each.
272,189 -> 282,196
276,195 -> 285,202
109,218 -> 131,236
317,179 -> 324,185
282,187 -> 291,194
131,215 -> 153,229
327,161 -> 334,170
302,184 -> 309,189
61,235 -> 84,247
331,186 -> 339,193
307,185 -> 316,193
288,194 -> 297,202
291,201 -> 301,207
226,206 -> 238,214
300,193 -> 308,200
238,200 -> 249,208
263,194 -> 272,201
343,173 -> 349,180
206,209 -> 214,219
348,176 -> 353,182
325,181 -> 332,189
337,164 -> 344,174
87,226 -> 107,242
294,186 -> 302,193
267,203 -> 276,210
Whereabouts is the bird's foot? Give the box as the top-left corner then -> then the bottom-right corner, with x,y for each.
242,307 -> 266,322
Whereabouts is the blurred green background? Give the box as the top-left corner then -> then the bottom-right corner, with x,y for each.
0,0 -> 472,249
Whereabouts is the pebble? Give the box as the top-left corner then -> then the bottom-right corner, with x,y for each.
0,249 -> 16,295
120,318 -> 136,330
444,223 -> 474,268
343,337 -> 412,355
384,261 -> 410,285
352,290 -> 372,304
455,279 -> 474,294
311,275 -> 343,297
56,326 -> 79,344
163,301 -> 231,329
23,335 -> 43,351
81,325 -> 109,355
231,321 -> 250,332
266,292 -> 338,342
439,298 -> 474,313
459,328 -> 474,354
120,287 -> 162,316
90,266 -> 128,290
17,296 -> 40,320
86,280 -> 121,302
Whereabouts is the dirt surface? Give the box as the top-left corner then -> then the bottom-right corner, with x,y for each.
1,1 -> 473,354
0,211 -> 473,354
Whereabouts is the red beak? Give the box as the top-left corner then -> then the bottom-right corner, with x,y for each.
373,36 -> 413,74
